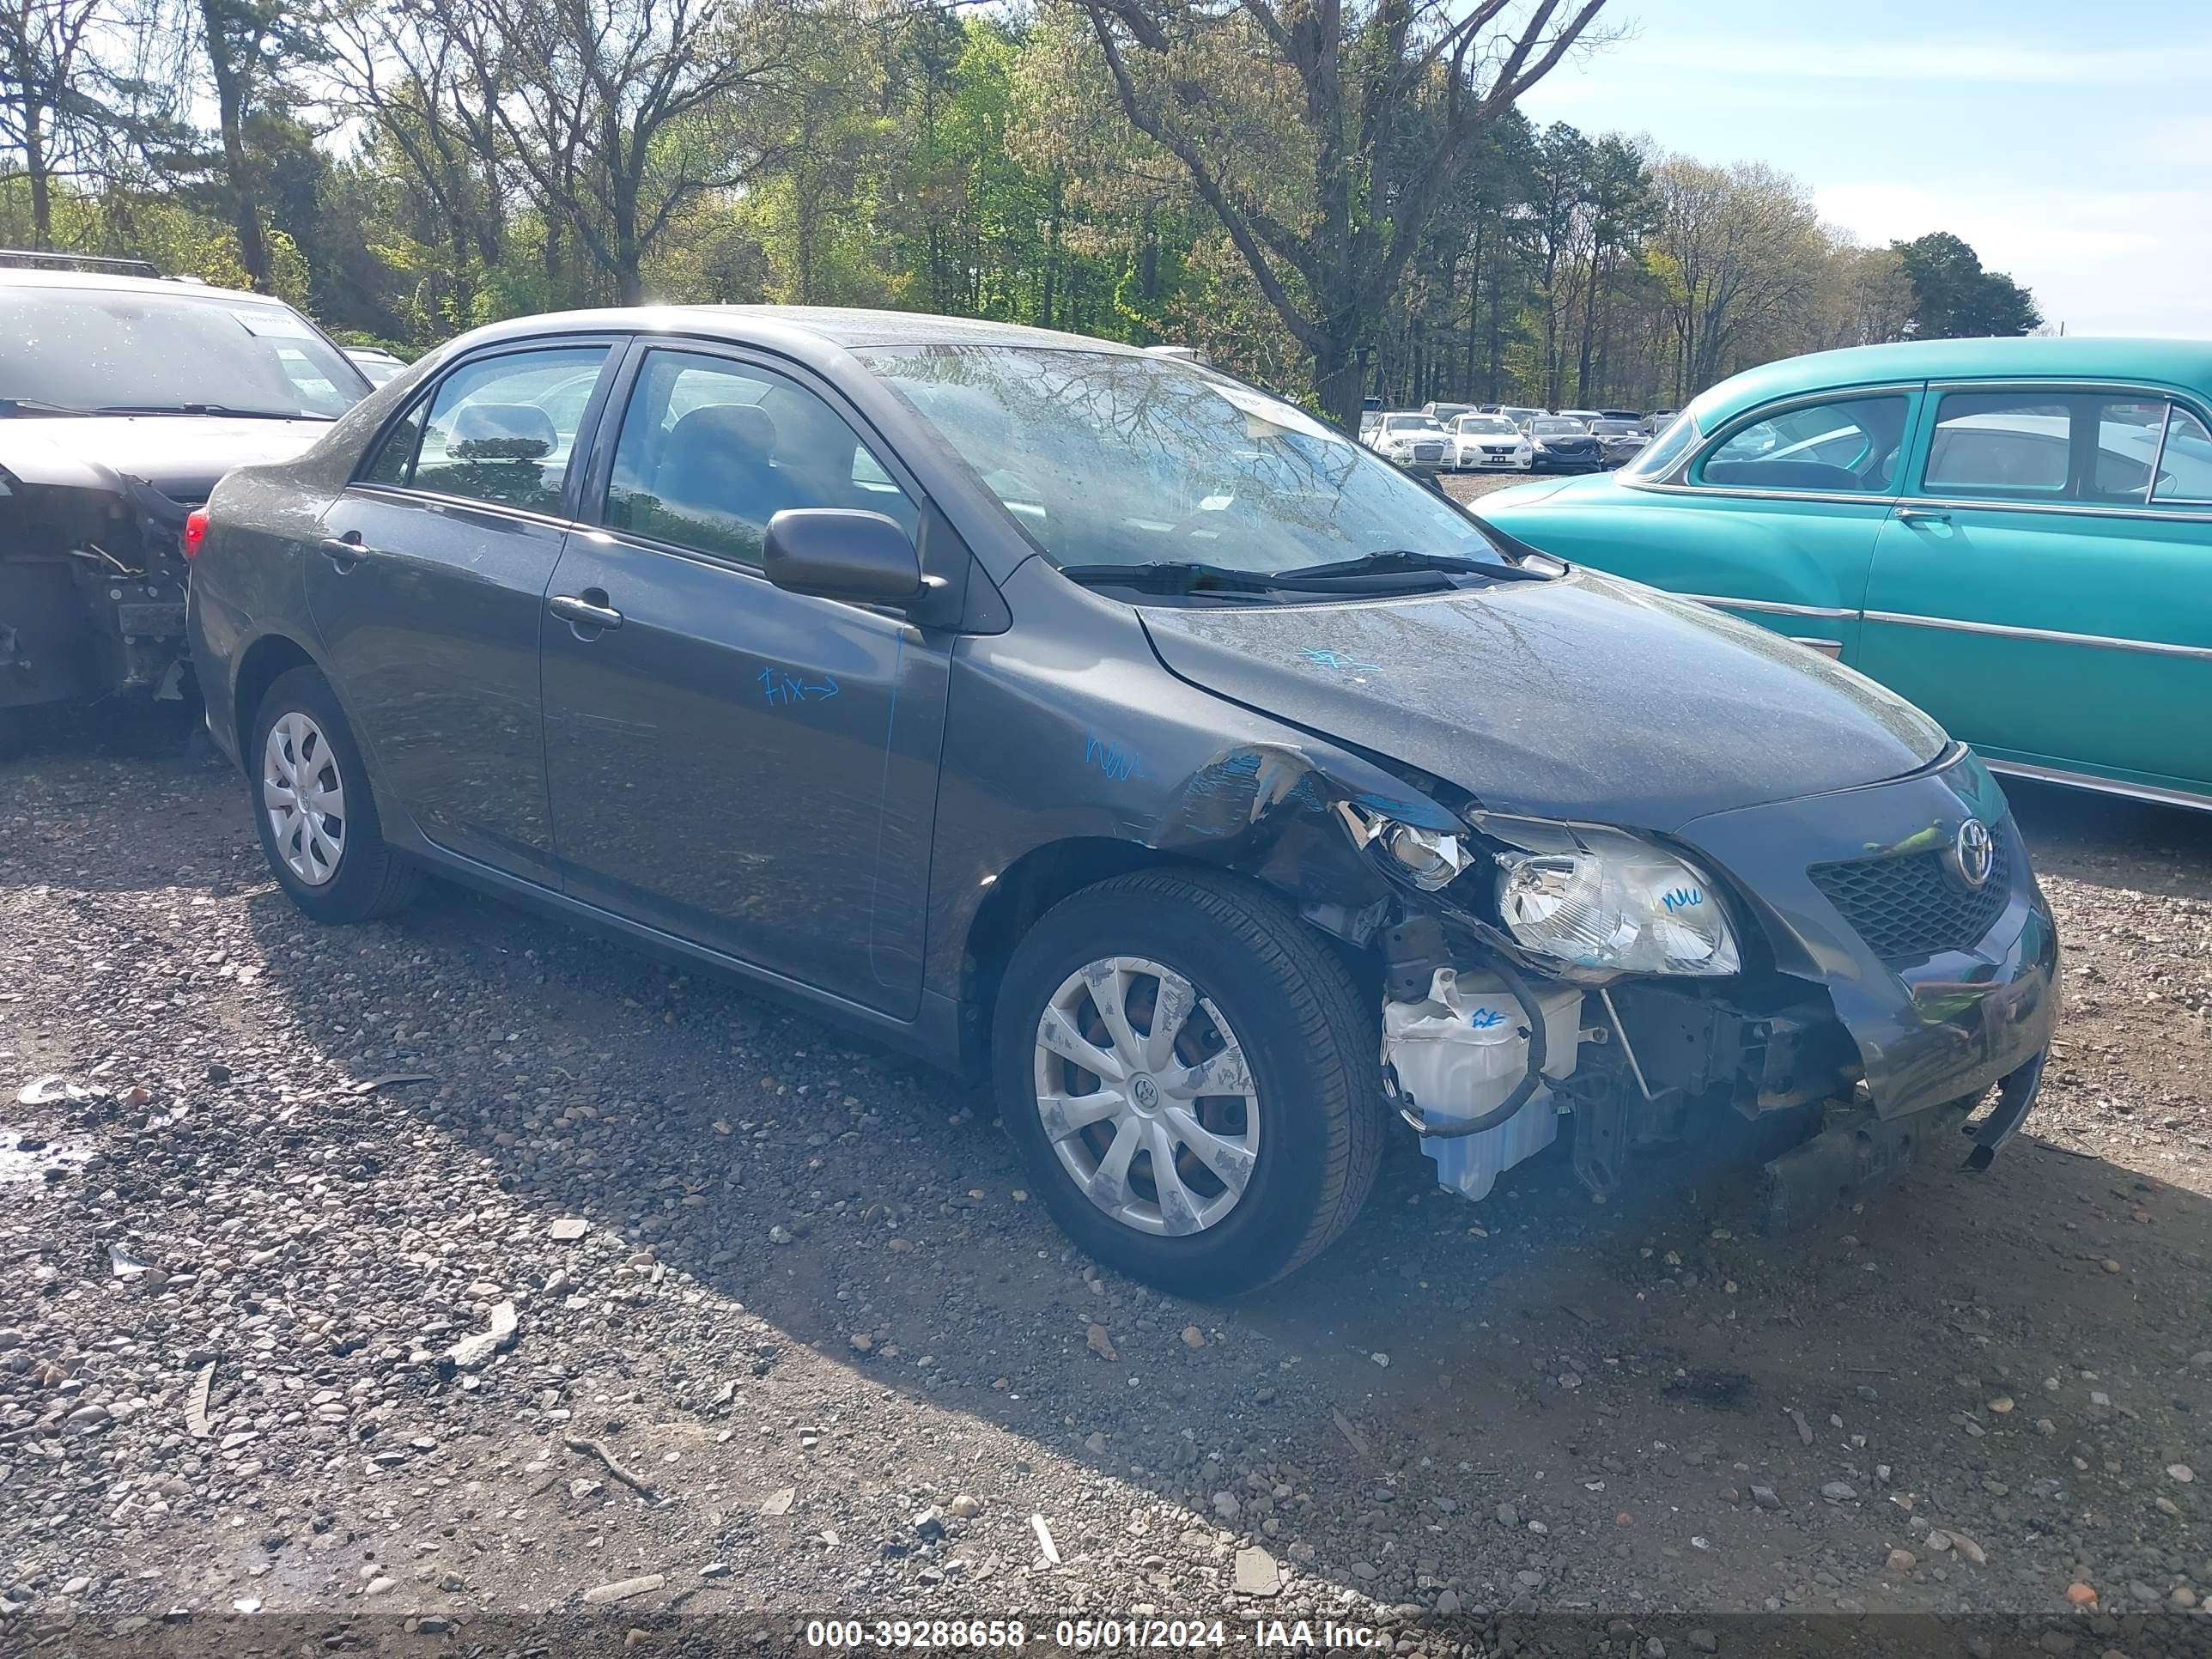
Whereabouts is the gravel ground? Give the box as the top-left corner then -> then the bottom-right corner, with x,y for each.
3,700 -> 2209,1650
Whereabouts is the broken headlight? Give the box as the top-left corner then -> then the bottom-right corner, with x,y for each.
1335,800 -> 1474,891
1484,818 -> 1740,977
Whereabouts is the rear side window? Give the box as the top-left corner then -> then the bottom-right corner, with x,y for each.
362,398 -> 427,485
1697,394 -> 1909,493
1923,390 -> 2196,505
408,346 -> 610,514
2153,404 -> 2212,504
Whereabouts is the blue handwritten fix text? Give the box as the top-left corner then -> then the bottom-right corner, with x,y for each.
1661,886 -> 1704,912
758,667 -> 839,706
1467,1006 -> 1508,1030
1085,732 -> 1143,782
1300,647 -> 1383,674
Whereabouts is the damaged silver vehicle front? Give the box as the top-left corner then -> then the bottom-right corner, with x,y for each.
0,259 -> 370,744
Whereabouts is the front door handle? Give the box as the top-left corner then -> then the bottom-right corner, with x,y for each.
1895,507 -> 1952,526
550,592 -> 623,631
319,533 -> 373,568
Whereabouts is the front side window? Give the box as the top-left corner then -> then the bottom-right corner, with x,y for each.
2154,404 -> 2212,504
604,350 -> 916,567
853,344 -> 1513,575
407,346 -> 609,513
1698,394 -> 1909,493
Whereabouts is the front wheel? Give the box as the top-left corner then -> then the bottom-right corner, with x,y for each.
249,666 -> 422,922
992,870 -> 1382,1297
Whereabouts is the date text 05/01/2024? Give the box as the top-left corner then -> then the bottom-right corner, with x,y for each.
802,1620 -> 1382,1650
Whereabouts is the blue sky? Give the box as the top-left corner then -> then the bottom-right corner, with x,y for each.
1517,0 -> 2212,337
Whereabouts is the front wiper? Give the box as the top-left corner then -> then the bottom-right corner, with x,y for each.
94,403 -> 332,421
1275,548 -> 1547,584
0,397 -> 96,417
1059,561 -> 1284,597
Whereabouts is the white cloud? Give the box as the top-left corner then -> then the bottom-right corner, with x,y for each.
1814,180 -> 2212,338
1595,37 -> 2212,86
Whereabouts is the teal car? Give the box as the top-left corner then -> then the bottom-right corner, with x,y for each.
1479,338 -> 2212,811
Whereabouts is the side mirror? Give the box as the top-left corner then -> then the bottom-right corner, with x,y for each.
763,508 -> 922,606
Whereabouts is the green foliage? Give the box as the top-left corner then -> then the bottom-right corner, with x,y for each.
1893,231 -> 2042,340
0,0 -> 2040,413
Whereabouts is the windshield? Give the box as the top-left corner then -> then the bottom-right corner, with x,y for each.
1455,416 -> 1519,435
854,344 -> 1512,575
0,287 -> 367,418
1382,414 -> 1444,434
1591,420 -> 1640,436
1532,417 -> 1584,434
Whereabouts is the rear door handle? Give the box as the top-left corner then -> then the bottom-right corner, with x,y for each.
1895,507 -> 1951,526
550,592 -> 623,631
319,534 -> 373,568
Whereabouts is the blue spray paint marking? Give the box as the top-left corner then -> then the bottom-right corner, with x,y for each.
759,667 -> 840,706
1467,1006 -> 1508,1030
1300,647 -> 1383,674
1661,886 -> 1704,912
1085,732 -> 1144,782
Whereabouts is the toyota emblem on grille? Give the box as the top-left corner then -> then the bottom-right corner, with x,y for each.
1951,818 -> 1995,889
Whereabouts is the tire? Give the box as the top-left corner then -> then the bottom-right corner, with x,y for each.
248,665 -> 422,922
992,869 -> 1383,1297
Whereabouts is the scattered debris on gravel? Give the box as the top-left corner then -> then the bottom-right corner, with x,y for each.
1,722 -> 2207,1644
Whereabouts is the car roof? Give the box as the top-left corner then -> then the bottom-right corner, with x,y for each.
0,266 -> 301,308
458,303 -> 1152,356
1695,337 -> 2212,428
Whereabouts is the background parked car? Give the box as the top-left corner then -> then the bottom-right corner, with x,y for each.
0,252 -> 371,744
1446,411 -> 1533,472
1589,416 -> 1649,468
1422,400 -> 1477,425
1498,404 -> 1545,430
1525,414 -> 1602,471
1365,410 -> 1449,471
344,346 -> 408,386
1478,336 -> 2212,811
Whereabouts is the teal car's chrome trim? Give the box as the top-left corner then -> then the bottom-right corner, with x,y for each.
1680,593 -> 1856,621
1982,758 -> 2212,814
1862,610 -> 2212,662
1900,494 -> 2212,526
1627,480 -> 1883,508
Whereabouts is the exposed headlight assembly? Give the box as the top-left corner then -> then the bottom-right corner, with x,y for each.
1336,801 -> 1474,891
1481,817 -> 1740,977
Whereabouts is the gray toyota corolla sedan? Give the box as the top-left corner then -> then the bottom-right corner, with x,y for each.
186,307 -> 2057,1295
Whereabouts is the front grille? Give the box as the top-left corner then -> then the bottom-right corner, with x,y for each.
1411,443 -> 1443,463
1808,835 -> 2012,960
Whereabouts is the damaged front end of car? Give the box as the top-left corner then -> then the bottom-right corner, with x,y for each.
0,445 -> 195,723
1150,733 -> 2058,1235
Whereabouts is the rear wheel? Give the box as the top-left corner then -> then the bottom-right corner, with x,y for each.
249,666 -> 421,922
993,870 -> 1382,1297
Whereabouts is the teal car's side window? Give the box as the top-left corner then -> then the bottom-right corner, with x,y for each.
2153,404 -> 2212,505
1920,389 -> 2210,507
1693,394 -> 1910,494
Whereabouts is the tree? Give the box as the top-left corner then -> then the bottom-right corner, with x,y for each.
1061,0 -> 1608,428
446,0 -> 798,304
1892,230 -> 2040,338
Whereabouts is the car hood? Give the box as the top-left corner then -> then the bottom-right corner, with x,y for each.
1138,568 -> 1947,831
1474,471 -> 1618,512
0,415 -> 332,502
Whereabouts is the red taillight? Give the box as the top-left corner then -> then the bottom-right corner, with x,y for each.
182,508 -> 209,559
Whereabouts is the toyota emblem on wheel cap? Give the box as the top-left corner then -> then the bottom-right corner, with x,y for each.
1951,817 -> 1995,889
